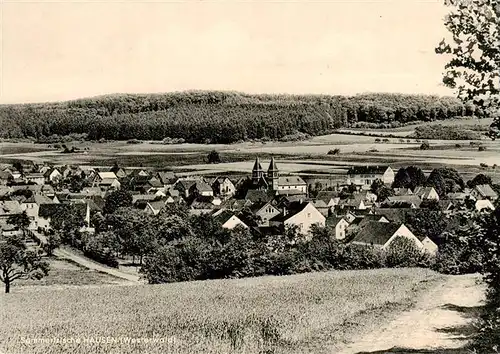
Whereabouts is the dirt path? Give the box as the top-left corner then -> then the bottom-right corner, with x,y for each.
340,274 -> 486,354
31,230 -> 141,283
54,247 -> 142,283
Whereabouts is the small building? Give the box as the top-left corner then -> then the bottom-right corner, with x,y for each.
346,166 -> 394,190
212,209 -> 249,230
269,201 -> 326,235
326,216 -> 350,240
212,177 -> 236,199
251,201 -> 281,227
472,184 -> 498,201
413,187 -> 440,201
351,222 -> 437,254
24,173 -> 45,185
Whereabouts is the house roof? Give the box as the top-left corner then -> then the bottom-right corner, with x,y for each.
156,171 -> 177,185
23,194 -> 54,205
373,208 -> 412,224
98,172 -> 118,180
245,189 -> 273,203
38,203 -> 87,219
326,216 -> 347,226
347,165 -> 390,175
352,222 -> 402,246
269,201 -> 311,223
386,195 -> 422,207
100,178 -> 119,185
147,200 -> 166,212
132,194 -> 157,203
393,188 -> 413,196
0,201 -> 22,216
191,181 -> 213,192
277,176 -> 306,186
475,185 -> 498,199
413,187 -> 436,198
213,209 -> 239,225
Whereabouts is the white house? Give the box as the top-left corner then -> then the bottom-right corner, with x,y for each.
21,194 -> 57,230
270,201 -> 326,235
252,201 -> 281,227
475,199 -> 495,212
211,177 -> 236,199
328,217 -> 350,240
346,166 -> 395,190
351,222 -> 438,255
212,209 -> 248,230
413,187 -> 440,201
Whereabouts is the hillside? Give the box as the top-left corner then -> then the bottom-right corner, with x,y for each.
0,91 -> 479,143
1,268 -> 443,354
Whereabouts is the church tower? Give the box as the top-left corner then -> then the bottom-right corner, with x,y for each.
267,157 -> 279,191
252,157 -> 264,184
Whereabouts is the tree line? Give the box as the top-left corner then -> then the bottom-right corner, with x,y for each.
0,91 -> 481,143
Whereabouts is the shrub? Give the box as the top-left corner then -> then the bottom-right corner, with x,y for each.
455,143 -> 461,148
412,124 -> 480,140
420,141 -> 430,150
385,236 -> 432,268
327,148 -> 341,155
375,138 -> 381,142
480,163 -> 489,168
127,139 -> 142,144
479,146 -> 487,151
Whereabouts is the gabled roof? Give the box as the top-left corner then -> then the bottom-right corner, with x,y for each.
156,171 -> 177,185
23,194 -> 54,205
98,172 -> 118,180
352,222 -> 402,246
147,200 -> 166,212
190,181 -> 213,192
100,178 -> 120,186
474,184 -> 498,199
0,201 -> 22,216
347,165 -> 390,175
386,195 -> 422,207
38,203 -> 87,219
413,187 -> 436,199
245,189 -> 273,203
277,176 -> 306,186
269,201 -> 311,223
213,209 -> 239,225
373,208 -> 412,224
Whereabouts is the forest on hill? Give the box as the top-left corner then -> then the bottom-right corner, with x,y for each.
0,91 -> 480,143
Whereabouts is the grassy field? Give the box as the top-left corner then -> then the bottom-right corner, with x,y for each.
0,268 -> 444,354
13,257 -> 125,289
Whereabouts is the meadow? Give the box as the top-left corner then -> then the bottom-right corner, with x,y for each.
0,268 -> 444,354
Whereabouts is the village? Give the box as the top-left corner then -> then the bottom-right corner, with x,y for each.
0,156 -> 498,264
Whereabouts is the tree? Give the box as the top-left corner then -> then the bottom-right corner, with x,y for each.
405,166 -> 427,190
392,168 -> 412,189
50,205 -> 86,246
103,189 -> 133,214
207,150 -> 221,164
0,234 -> 49,293
7,212 -> 31,240
385,236 -> 431,268
371,179 -> 394,201
467,173 -> 493,188
42,232 -> 62,256
436,0 -> 499,139
420,141 -> 430,150
426,169 -> 447,197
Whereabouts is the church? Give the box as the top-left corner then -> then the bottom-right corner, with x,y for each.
251,157 -> 307,195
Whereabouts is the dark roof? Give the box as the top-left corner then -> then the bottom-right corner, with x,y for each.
352,222 -> 402,245
245,189 -> 273,203
252,158 -> 263,172
347,165 -> 390,175
213,210 -> 237,225
373,208 -> 412,223
39,203 -> 87,219
316,191 -> 340,201
269,201 -> 310,223
267,157 -> 278,172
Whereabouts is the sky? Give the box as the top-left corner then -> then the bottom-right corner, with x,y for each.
0,0 -> 454,104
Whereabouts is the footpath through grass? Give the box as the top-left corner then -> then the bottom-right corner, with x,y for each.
0,268 -> 444,354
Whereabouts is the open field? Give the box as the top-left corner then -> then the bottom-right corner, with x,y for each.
13,257 -> 126,289
1,132 -> 499,178
0,268 -> 444,354
337,117 -> 494,135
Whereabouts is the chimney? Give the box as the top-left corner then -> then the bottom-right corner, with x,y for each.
282,207 -> 287,216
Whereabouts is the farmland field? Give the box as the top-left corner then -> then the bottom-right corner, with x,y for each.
0,268 -> 444,354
